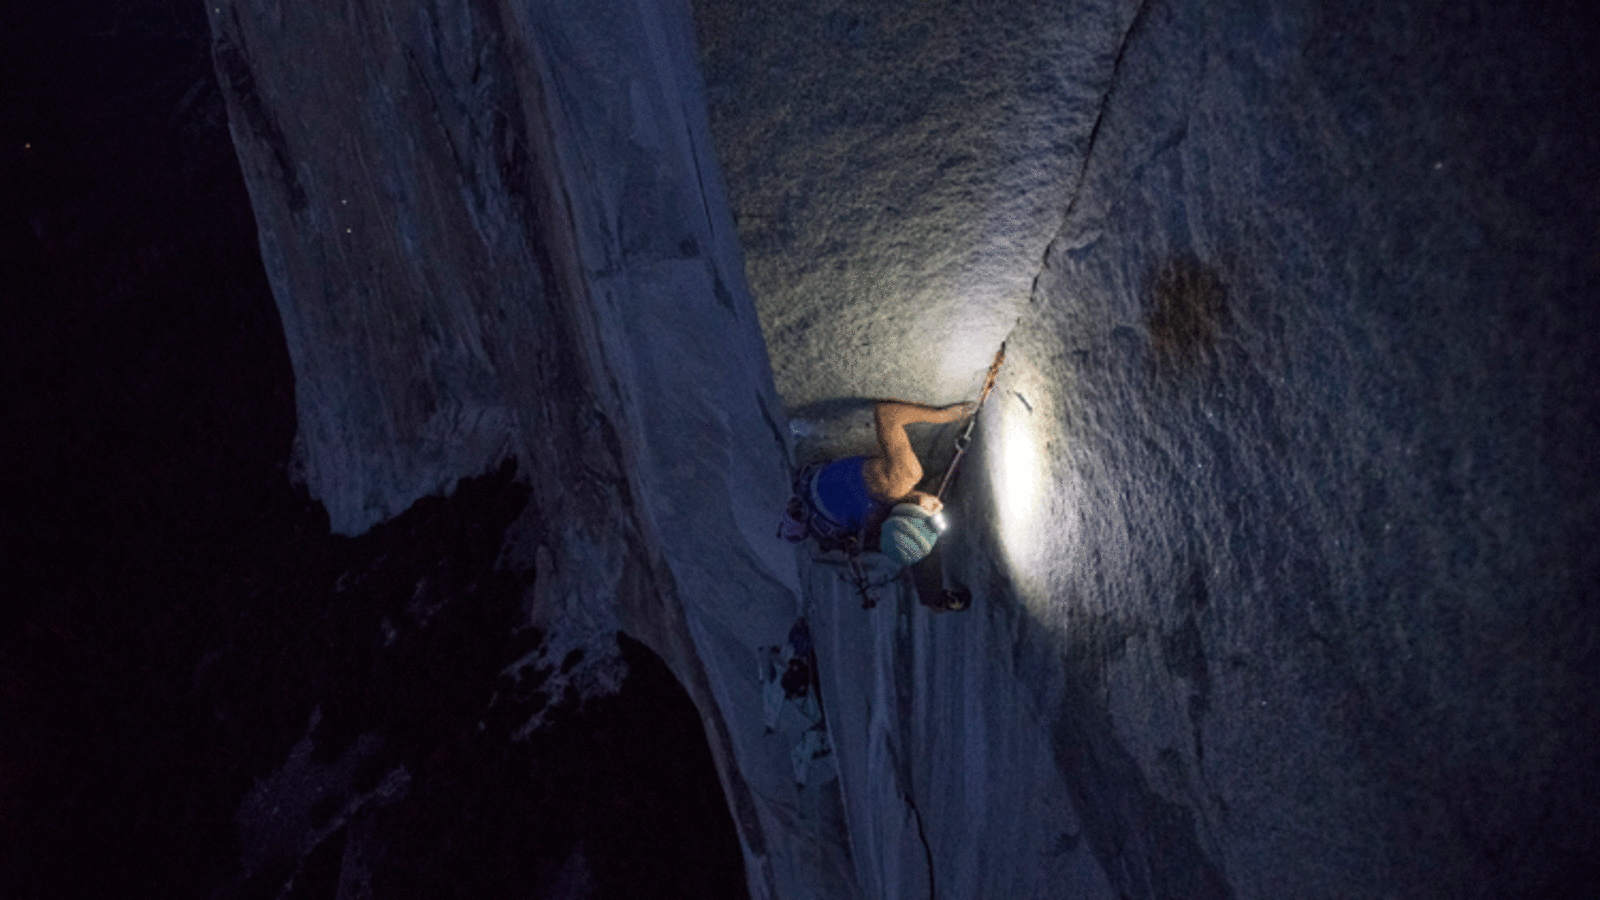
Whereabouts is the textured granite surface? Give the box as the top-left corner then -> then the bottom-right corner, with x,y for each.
171,0 -> 1600,896
697,0 -> 1600,897
209,1 -> 845,896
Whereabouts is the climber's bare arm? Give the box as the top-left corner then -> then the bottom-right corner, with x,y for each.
863,400 -> 976,503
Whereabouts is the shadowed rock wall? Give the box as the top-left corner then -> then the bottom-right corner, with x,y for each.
210,1 -> 851,897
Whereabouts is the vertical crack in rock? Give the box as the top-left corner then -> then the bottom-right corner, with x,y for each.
1045,610 -> 1235,900
887,738 -> 936,900
1061,0 -> 1160,225
210,33 -> 306,213
1057,715 -> 1235,900
905,791 -> 936,900
755,390 -> 790,469
682,104 -> 719,243
402,47 -> 472,204
1160,608 -> 1210,764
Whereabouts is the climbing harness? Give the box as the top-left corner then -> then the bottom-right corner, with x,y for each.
779,462 -> 893,607
842,543 -> 897,609
779,461 -> 862,552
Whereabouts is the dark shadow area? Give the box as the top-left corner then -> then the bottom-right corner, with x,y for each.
1,5 -> 746,898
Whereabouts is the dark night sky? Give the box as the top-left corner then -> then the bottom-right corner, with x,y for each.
2,4 -> 746,898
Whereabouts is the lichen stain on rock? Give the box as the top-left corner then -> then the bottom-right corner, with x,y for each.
1144,256 -> 1227,377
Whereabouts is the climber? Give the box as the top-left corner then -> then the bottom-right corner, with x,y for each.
778,399 -> 975,567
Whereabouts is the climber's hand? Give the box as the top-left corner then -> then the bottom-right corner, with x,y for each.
933,402 -> 977,424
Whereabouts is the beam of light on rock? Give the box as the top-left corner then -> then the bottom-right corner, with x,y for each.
992,386 -> 1043,584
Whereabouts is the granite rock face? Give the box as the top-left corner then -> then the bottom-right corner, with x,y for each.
216,0 -> 1600,896
1002,3 -> 1600,895
212,1 -> 843,897
697,0 -> 1141,413
698,0 -> 1600,897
